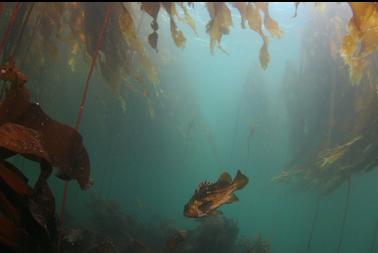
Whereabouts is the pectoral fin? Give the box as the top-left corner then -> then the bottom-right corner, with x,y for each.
226,194 -> 239,204
208,210 -> 223,216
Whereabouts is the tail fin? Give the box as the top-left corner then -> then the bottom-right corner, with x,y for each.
233,170 -> 249,190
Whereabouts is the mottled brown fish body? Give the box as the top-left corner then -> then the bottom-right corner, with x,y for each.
183,170 -> 249,218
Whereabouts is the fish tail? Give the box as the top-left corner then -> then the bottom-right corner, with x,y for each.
233,170 -> 249,190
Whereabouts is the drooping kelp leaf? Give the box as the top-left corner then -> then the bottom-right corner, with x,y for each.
0,123 -> 50,162
0,160 -> 32,197
169,19 -> 186,48
0,189 -> 21,224
245,3 -> 263,36
119,4 -> 144,52
244,3 -> 270,69
341,2 -> 378,84
118,3 -> 160,86
162,2 -> 186,48
255,2 -> 283,38
140,2 -> 160,21
148,31 -> 158,51
14,103 -> 92,190
206,2 -> 233,53
141,2 -> 161,51
177,2 -> 198,35
259,36 -> 270,70
0,159 -> 58,251
0,64 -> 91,189
232,2 -> 247,28
29,160 -> 57,240
292,2 -> 300,18
0,215 -> 29,252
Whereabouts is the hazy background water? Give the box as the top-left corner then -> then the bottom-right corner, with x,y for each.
10,3 -> 378,253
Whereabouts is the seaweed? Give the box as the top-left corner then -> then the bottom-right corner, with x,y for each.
273,4 -> 378,195
0,60 -> 93,252
0,60 -> 92,189
241,235 -> 271,253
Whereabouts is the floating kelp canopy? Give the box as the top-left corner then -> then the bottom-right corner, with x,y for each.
1,2 -> 377,110
273,3 -> 378,195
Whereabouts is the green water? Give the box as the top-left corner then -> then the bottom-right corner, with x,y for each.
9,2 -> 378,253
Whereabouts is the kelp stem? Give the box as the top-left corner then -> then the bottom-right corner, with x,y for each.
371,217 -> 378,253
336,177 -> 352,253
10,2 -> 35,59
306,195 -> 321,252
228,85 -> 244,166
0,2 -> 21,58
59,4 -> 113,250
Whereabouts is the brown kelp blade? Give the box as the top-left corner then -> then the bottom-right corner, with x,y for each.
0,122 -> 50,162
0,215 -> 28,252
0,97 -> 91,189
17,104 -> 91,189
0,190 -> 21,224
0,160 -> 32,197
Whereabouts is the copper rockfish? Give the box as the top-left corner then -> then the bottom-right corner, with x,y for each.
184,170 -> 249,218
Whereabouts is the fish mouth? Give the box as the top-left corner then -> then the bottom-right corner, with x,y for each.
183,209 -> 194,218
183,206 -> 198,218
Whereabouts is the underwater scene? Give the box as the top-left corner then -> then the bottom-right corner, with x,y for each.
0,2 -> 377,253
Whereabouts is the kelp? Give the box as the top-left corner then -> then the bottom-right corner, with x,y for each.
274,4 -> 378,195
3,2 -> 378,99
141,2 -> 160,51
0,59 -> 99,251
0,160 -> 58,252
341,3 -> 378,84
206,2 -> 233,53
0,160 -> 32,196
162,3 -> 186,48
277,131 -> 378,195
0,122 -> 50,162
241,235 -> 271,253
233,2 -> 280,69
5,2 -> 284,100
0,59 -> 92,190
8,2 -> 160,112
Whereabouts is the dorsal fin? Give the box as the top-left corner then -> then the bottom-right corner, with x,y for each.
217,172 -> 232,184
197,181 -> 211,191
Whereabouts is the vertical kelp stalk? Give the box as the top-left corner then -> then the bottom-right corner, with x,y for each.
371,217 -> 378,253
9,2 -> 35,59
246,125 -> 256,168
228,84 -> 244,166
0,3 -> 21,100
336,177 -> 352,253
182,119 -> 195,164
270,190 -> 286,242
306,195 -> 321,253
105,131 -> 117,199
202,121 -> 224,169
326,65 -> 336,146
0,2 -> 21,59
246,137 -> 250,168
59,4 -> 113,249
20,6 -> 41,69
